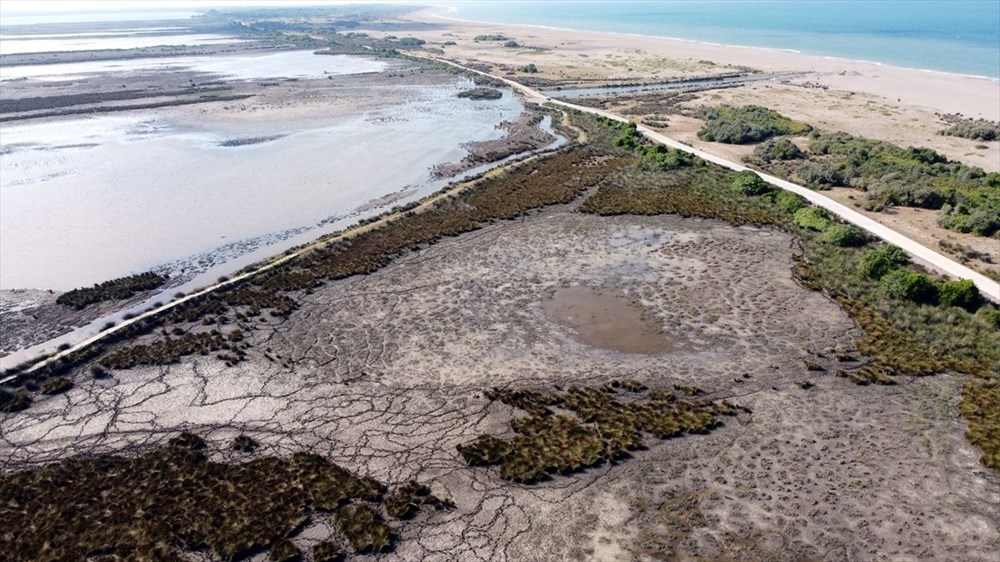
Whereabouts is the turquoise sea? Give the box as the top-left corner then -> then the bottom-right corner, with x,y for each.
445,0 -> 1000,78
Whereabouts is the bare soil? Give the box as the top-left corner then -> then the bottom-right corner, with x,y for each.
4,202 -> 996,560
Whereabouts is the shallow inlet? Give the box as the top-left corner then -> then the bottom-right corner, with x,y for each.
542,285 -> 675,355
0,74 -> 523,290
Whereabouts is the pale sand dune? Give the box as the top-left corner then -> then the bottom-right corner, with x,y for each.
401,8 -> 1000,172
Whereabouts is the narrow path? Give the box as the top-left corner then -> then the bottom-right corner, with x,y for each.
428,55 -> 1000,302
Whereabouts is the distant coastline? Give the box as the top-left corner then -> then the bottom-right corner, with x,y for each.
430,3 -> 1000,81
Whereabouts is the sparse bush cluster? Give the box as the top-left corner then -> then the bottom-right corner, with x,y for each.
731,170 -> 773,195
473,34 -> 510,41
855,245 -> 983,310
750,130 -> 1000,236
939,114 -> 1000,141
961,381 -> 1000,470
750,138 -> 805,162
56,271 -> 167,309
697,105 -> 812,144
458,384 -> 746,483
0,433 -> 452,560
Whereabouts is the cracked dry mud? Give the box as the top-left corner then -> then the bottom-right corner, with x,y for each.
3,206 -> 998,561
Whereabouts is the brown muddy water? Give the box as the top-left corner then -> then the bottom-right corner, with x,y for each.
542,285 -> 676,355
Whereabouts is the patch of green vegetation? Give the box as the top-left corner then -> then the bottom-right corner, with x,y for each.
311,541 -> 344,562
269,539 -> 300,562
38,376 -> 72,395
818,224 -> 867,247
0,388 -> 31,413
939,115 -> 1000,142
938,279 -> 983,311
731,170 -> 773,195
581,116 -> 780,224
473,34 -> 510,41
759,131 -> 1000,237
56,271 -> 167,309
793,207 -> 833,231
334,504 -> 393,553
880,269 -> 939,305
518,63 -> 539,73
697,105 -> 812,144
607,118 -> 698,171
857,244 -> 910,280
750,137 -> 805,162
385,481 -> 455,519
961,380 -> 1000,470
458,385 -> 744,483
0,434 -> 447,561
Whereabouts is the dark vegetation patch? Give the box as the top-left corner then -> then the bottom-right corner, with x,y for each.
56,271 -> 167,310
960,380 -> 1000,470
385,480 -> 455,519
458,384 -> 746,483
578,119 -> 783,226
473,34 -> 511,42
0,86 -> 232,114
0,94 -> 255,123
0,434 -> 449,561
938,114 -> 1000,142
697,104 -> 811,144
218,134 -> 285,147
456,87 -> 502,100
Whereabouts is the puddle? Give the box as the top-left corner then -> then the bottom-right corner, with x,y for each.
542,285 -> 675,355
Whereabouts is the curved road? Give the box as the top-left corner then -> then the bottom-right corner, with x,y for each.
436,57 -> 1000,302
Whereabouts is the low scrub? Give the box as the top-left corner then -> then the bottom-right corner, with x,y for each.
0,435 -> 447,561
458,385 -> 744,483
697,105 -> 812,144
57,271 -> 167,310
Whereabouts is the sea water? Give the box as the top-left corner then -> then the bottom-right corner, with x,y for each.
446,0 -> 1000,78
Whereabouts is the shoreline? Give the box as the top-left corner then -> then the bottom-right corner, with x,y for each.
426,7 -> 1000,83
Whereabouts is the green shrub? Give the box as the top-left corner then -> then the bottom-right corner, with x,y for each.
857,245 -> 909,279
774,191 -> 807,214
795,161 -> 845,187
881,270 -> 938,304
819,224 -> 867,247
938,279 -> 982,311
752,138 -> 805,161
939,116 -> 1000,141
793,207 -> 833,231
334,504 -> 394,553
311,541 -> 344,562
977,307 -> 1000,328
731,170 -> 772,195
698,105 -> 812,144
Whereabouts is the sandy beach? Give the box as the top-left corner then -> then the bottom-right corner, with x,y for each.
401,8 -> 999,173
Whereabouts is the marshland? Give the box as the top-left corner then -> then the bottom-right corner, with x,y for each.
1,4 -> 998,561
